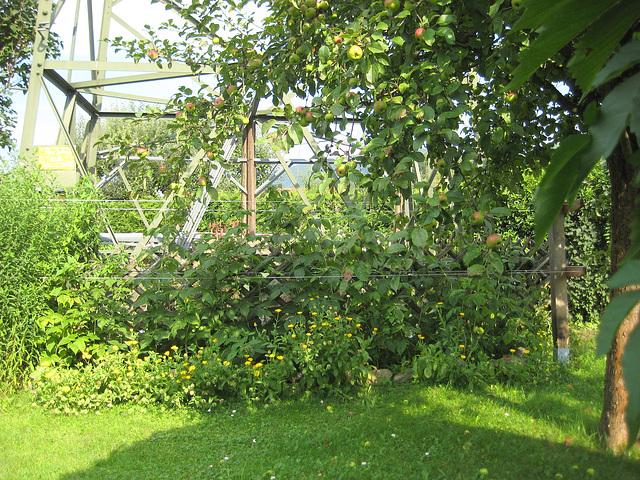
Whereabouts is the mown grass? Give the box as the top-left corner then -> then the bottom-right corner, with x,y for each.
0,328 -> 638,480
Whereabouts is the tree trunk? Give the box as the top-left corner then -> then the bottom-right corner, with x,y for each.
599,137 -> 640,451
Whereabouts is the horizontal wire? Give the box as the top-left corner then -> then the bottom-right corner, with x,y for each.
40,269 -> 558,282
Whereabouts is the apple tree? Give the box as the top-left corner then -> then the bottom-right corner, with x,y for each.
109,0 -> 633,442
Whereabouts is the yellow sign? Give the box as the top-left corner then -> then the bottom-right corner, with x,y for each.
37,146 -> 76,171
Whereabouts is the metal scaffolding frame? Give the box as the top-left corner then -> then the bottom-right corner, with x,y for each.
19,0 -> 344,250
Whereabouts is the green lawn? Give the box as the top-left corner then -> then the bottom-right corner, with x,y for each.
1,330 -> 638,480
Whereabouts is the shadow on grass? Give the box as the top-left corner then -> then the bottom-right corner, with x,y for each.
56,387 -> 639,480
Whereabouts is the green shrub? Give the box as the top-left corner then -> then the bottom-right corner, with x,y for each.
0,165 -> 102,390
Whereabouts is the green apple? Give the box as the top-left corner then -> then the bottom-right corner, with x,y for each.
325,112 -> 335,121
436,158 -> 446,170
347,45 -> 363,60
336,164 -> 348,177
289,53 -> 301,65
241,116 -> 250,125
372,100 -> 388,115
486,233 -> 502,249
511,0 -> 524,11
169,182 -> 179,190
346,160 -> 357,171
437,193 -> 448,204
384,0 -> 401,12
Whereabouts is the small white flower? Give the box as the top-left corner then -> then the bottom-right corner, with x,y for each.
425,452 -> 430,456
252,439 -> 257,444
505,413 -> 510,417
391,434 -> 396,437
223,456 -> 229,461
361,462 -> 367,466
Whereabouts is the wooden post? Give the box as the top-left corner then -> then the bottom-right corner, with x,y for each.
548,200 -> 583,364
241,120 -> 256,235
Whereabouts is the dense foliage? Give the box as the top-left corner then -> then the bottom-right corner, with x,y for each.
0,164 -> 102,389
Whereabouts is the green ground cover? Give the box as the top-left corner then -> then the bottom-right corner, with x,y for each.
1,328 -> 638,480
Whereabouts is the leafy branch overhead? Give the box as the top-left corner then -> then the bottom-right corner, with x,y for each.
509,0 -> 640,449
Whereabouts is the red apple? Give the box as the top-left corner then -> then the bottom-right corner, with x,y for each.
334,35 -> 344,44
415,27 -> 426,39
214,97 -> 224,109
148,49 -> 159,60
185,102 -> 195,111
136,147 -> 148,157
486,233 -> 503,249
295,106 -> 306,114
437,193 -> 448,204
198,177 -> 207,186
226,84 -> 238,95
471,211 -> 485,225
158,166 -> 167,172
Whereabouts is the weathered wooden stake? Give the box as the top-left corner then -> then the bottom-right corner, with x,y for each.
549,200 -> 583,364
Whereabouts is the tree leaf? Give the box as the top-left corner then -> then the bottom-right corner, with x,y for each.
354,262 -> 371,281
596,290 -> 640,356
568,2 -> 640,93
607,260 -> 640,289
411,227 -> 429,248
467,264 -> 485,276
534,134 -> 590,244
507,0 -> 618,92
591,40 -> 640,91
622,324 -> 640,449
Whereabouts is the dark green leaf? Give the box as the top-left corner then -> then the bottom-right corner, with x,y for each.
596,290 -> 640,355
569,2 -> 640,93
591,40 -> 640,91
608,260 -> 640,289
507,0 -> 617,91
534,135 -> 590,244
